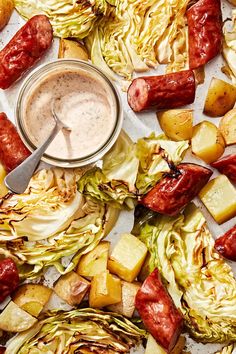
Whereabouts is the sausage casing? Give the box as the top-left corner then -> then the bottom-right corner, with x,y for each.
0,258 -> 19,303
215,225 -> 236,261
0,112 -> 30,172
127,70 -> 196,112
187,0 -> 222,69
135,268 -> 183,352
0,15 -> 53,89
140,163 -> 212,215
211,154 -> 236,183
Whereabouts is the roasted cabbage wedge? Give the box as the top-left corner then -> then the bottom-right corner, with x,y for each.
6,308 -> 147,354
223,12 -> 236,85
16,0 -> 190,79
15,0 -> 109,39
0,168 -> 114,279
78,132 -> 189,208
132,203 -> 236,343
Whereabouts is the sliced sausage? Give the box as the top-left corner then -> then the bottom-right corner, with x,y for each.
135,268 -> 183,352
215,225 -> 236,261
140,163 -> 212,215
187,0 -> 222,69
211,154 -> 236,183
127,70 -> 195,112
0,258 -> 19,303
0,15 -> 53,89
0,112 -> 30,172
0,347 -> 5,354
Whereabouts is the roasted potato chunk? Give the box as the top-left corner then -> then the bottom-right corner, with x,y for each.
157,109 -> 193,141
58,39 -> 89,61
145,334 -> 166,354
219,108 -> 236,145
54,272 -> 90,306
0,301 -> 37,332
199,175 -> 236,224
108,233 -> 147,282
0,0 -> 14,30
145,334 -> 186,354
89,270 -> 121,308
0,163 -> 8,197
13,284 -> 52,317
77,241 -> 110,278
204,77 -> 236,117
191,121 -> 225,163
107,281 -> 141,318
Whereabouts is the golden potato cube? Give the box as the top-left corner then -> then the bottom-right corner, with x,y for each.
219,108 -> 236,145
204,77 -> 236,117
157,109 -> 193,141
89,271 -> 121,308
0,301 -> 37,332
145,334 -> 186,354
77,241 -> 110,278
13,284 -> 52,317
0,164 -> 8,197
199,175 -> 236,224
107,281 -> 141,318
191,121 -> 225,164
145,334 -> 166,354
108,233 -> 147,282
54,271 -> 90,306
58,39 -> 89,61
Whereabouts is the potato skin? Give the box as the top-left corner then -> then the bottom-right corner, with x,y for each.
157,109 -> 193,141
219,108 -> 236,145
58,39 -> 89,61
191,121 -> 225,164
204,77 -> 236,117
0,0 -> 14,30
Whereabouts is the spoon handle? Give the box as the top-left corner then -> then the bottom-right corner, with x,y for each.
5,123 -> 61,194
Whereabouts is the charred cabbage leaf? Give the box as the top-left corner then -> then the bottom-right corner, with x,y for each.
0,168 -> 111,279
6,308 -> 146,354
0,168 -> 83,241
87,0 -> 190,79
222,11 -> 236,84
215,345 -> 235,354
133,203 -> 236,343
15,0 -> 109,39
78,133 -> 188,208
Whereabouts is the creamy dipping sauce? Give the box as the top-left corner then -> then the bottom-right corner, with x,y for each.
23,69 -> 117,160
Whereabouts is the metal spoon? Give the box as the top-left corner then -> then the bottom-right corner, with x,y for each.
5,102 -> 71,194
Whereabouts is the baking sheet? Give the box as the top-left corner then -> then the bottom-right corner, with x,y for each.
0,2 -> 236,353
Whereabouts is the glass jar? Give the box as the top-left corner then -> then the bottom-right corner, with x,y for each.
15,59 -> 123,168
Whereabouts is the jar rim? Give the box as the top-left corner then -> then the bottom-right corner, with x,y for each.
15,59 -> 123,168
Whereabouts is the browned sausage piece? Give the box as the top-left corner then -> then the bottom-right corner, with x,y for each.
187,0 -> 222,69
135,268 -> 183,352
211,154 -> 236,183
0,112 -> 30,172
0,258 -> 19,303
0,15 -> 53,89
127,70 -> 196,112
140,163 -> 212,215
215,225 -> 236,261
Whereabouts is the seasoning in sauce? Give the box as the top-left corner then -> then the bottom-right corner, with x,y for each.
23,69 -> 117,160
